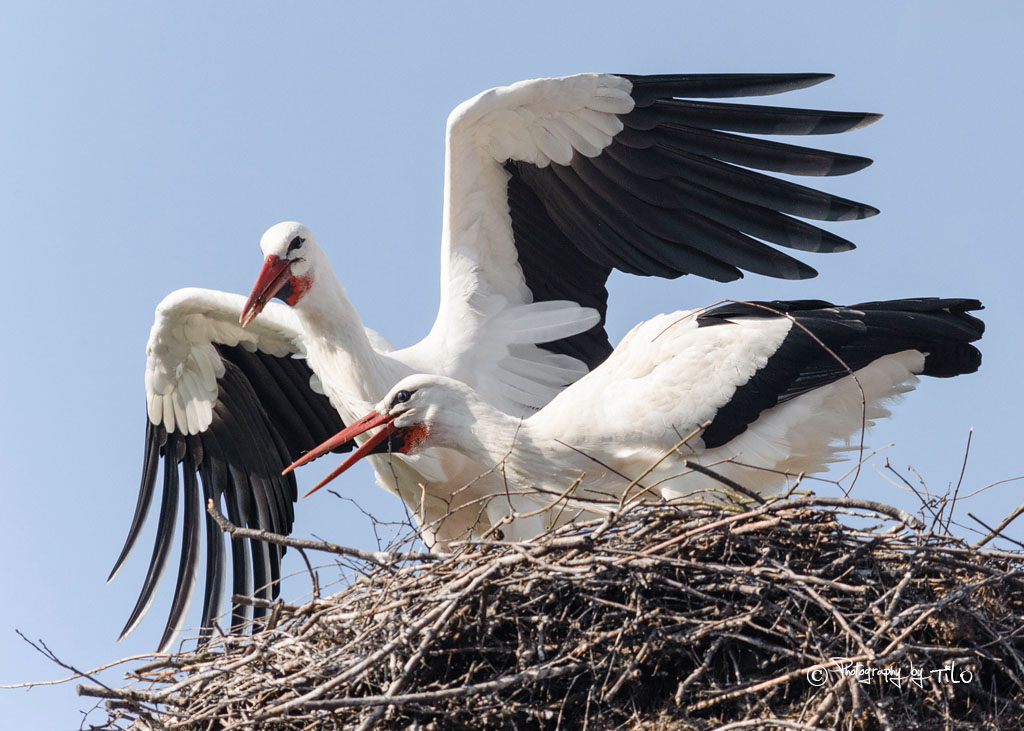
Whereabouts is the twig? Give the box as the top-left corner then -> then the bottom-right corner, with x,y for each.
206,499 -> 443,565
683,459 -> 767,504
974,500 -> 1024,548
70,489 -> 1024,731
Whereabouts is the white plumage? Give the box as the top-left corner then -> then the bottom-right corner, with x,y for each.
113,72 -> 882,649
295,299 -> 983,540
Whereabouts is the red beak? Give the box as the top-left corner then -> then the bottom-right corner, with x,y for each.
240,255 -> 292,327
284,409 -> 399,498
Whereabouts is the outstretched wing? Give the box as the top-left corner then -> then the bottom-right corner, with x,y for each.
430,72 -> 880,371
692,298 -> 985,447
110,288 -> 348,651
536,298 -> 983,455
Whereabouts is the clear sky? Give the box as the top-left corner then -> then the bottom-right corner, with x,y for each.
2,1 -> 1022,726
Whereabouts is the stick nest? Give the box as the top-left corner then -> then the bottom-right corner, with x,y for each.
82,496 -> 1024,730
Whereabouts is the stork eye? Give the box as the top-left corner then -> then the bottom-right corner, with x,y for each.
392,390 -> 413,406
287,235 -> 305,253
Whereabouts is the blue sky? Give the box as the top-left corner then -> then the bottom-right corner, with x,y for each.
2,2 -> 1022,726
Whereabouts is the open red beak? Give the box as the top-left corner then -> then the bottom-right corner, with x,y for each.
284,409 -> 398,498
240,255 -> 292,327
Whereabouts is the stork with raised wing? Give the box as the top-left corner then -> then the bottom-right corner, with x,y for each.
112,72 -> 880,649
294,299 -> 985,539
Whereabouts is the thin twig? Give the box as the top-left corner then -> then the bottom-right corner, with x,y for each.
206,499 -> 443,564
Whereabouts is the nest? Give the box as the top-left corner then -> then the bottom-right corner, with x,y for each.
80,494 -> 1024,730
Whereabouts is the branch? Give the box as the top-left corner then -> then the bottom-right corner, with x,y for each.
205,499 -> 443,565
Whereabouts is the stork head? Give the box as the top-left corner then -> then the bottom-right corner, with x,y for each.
285,374 -> 475,496
373,373 -> 478,449
240,221 -> 322,327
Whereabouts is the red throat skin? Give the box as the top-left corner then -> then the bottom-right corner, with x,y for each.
283,274 -> 312,305
395,423 -> 430,453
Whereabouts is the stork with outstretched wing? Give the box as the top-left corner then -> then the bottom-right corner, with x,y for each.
112,72 -> 880,650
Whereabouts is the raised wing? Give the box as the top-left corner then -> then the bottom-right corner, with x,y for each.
434,72 -> 880,370
110,288 -> 347,651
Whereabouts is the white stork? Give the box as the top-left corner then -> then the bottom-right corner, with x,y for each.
110,73 -> 881,649
294,299 -> 985,539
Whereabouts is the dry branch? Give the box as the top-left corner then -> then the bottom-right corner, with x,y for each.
74,492 -> 1024,730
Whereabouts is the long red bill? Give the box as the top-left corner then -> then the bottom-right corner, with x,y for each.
282,408 -> 398,498
240,255 -> 292,327
284,409 -> 392,474
300,421 -> 398,498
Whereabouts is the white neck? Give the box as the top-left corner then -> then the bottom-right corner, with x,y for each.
292,257 -> 409,419
432,397 -> 611,533
435,397 -> 557,487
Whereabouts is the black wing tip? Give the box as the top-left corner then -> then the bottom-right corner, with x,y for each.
116,594 -> 151,642
824,154 -> 874,177
829,204 -> 880,222
921,299 -> 986,376
106,562 -> 123,585
799,110 -> 882,136
109,419 -> 166,584
618,71 -> 836,86
852,112 -> 883,131
852,296 -> 984,319
943,298 -> 986,337
792,72 -> 834,85
924,343 -> 983,377
156,628 -> 178,654
836,297 -> 986,378
787,263 -> 818,281
809,230 -> 857,254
